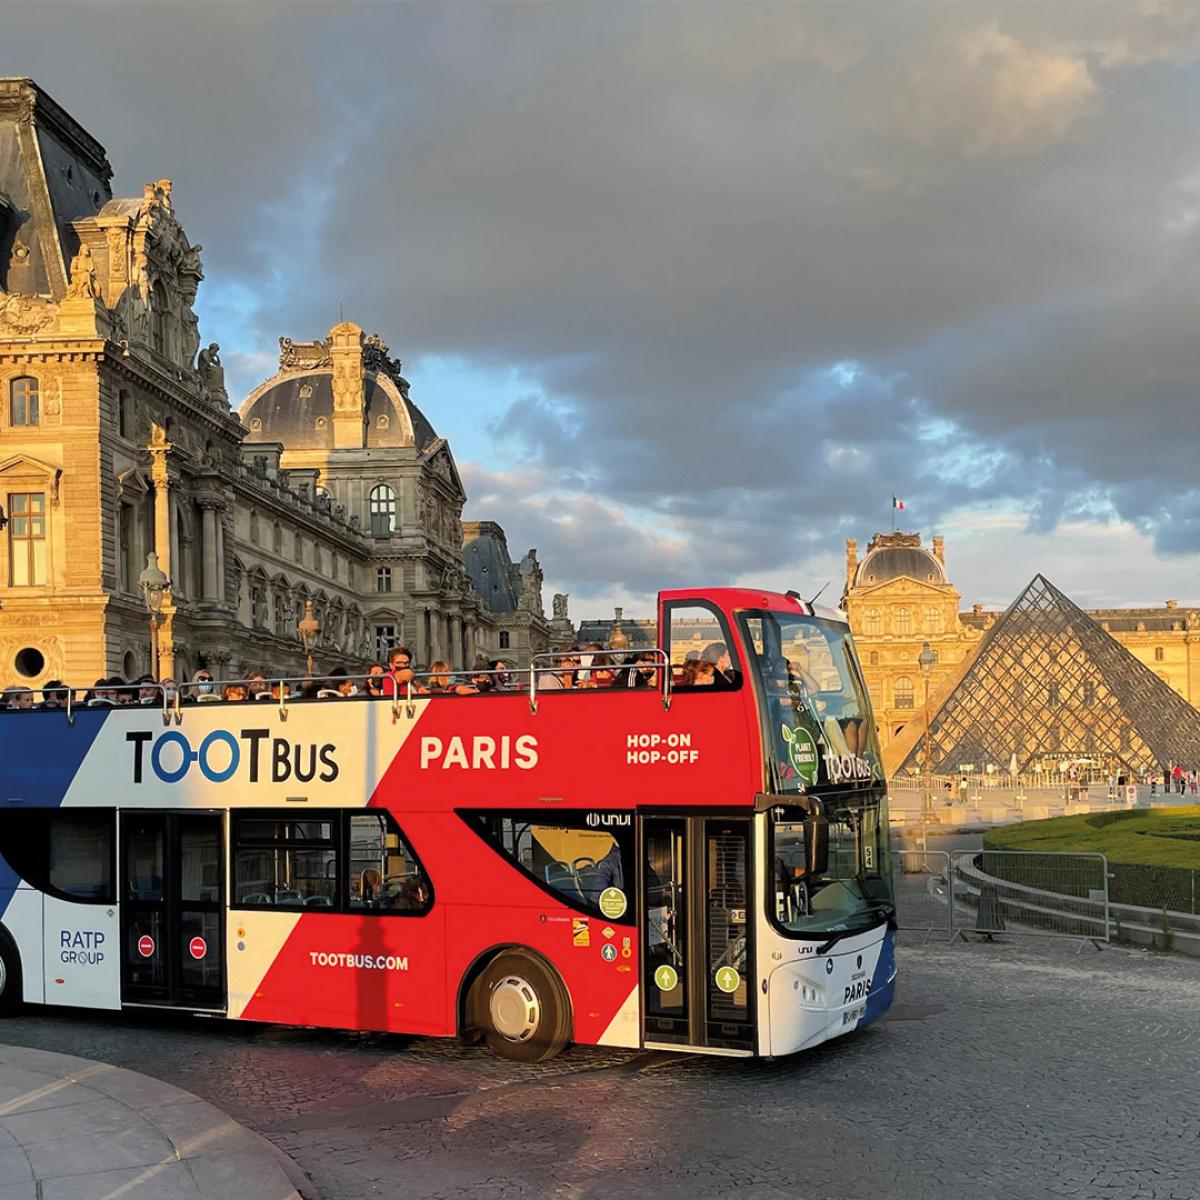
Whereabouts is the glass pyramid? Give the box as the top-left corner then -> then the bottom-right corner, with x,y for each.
897,574 -> 1200,776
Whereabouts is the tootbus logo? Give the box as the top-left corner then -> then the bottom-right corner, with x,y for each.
126,729 -> 339,785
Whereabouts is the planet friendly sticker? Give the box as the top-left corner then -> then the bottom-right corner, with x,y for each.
654,964 -> 679,992
780,724 -> 820,784
598,887 -> 627,920
714,966 -> 741,994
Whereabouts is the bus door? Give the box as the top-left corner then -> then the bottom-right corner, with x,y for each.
640,815 -> 754,1053
120,812 -> 225,1011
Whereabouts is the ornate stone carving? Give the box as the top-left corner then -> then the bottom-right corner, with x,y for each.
363,332 -> 411,396
65,243 -> 100,299
553,593 -> 569,621
198,343 -> 224,393
0,293 -> 57,335
278,336 -> 332,372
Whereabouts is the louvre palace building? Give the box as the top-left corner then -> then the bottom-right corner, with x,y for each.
0,78 -> 552,688
843,531 -> 1200,774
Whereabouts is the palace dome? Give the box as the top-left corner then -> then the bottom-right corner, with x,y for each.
240,369 -> 437,452
854,538 -> 946,587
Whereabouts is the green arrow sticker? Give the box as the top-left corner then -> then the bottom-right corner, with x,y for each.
598,887 -> 627,919
654,964 -> 679,992
714,966 -> 741,994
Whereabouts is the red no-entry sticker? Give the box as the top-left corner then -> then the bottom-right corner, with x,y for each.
137,935 -> 155,958
189,936 -> 207,960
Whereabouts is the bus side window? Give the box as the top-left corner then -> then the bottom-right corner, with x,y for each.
348,812 -> 431,913
663,602 -> 741,690
0,810 -> 114,903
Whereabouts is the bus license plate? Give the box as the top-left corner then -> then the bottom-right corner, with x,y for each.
842,1005 -> 865,1026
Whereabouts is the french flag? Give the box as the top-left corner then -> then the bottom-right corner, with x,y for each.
892,496 -> 905,511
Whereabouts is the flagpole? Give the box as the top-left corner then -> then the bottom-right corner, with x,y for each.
891,497 -> 896,533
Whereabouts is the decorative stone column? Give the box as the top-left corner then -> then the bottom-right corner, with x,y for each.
199,500 -> 220,601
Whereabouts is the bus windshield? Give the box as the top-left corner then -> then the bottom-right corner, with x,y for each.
739,611 -> 882,793
768,799 -> 893,937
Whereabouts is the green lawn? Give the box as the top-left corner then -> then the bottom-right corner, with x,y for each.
984,807 -> 1200,870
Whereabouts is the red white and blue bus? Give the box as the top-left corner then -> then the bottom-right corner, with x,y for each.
0,588 -> 894,1060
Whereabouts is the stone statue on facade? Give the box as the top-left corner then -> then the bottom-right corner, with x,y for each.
553,593 -> 569,621
65,243 -> 100,300
198,343 -> 229,406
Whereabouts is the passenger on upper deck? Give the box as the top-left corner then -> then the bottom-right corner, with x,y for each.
701,642 -> 737,689
246,671 -> 271,701
381,647 -> 415,698
364,664 -> 385,697
135,675 -> 159,706
87,678 -> 116,706
3,687 -> 33,710
538,649 -> 580,691
39,681 -> 68,709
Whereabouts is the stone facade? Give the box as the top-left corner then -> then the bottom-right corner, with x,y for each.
0,78 -> 546,689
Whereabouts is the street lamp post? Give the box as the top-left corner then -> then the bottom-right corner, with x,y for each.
917,641 -> 937,850
137,552 -> 171,680
298,598 -> 320,678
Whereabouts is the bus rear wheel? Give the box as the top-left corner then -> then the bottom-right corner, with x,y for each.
476,952 -> 570,1063
0,936 -> 21,1015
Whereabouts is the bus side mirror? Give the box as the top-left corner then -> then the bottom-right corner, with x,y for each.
804,818 -> 828,878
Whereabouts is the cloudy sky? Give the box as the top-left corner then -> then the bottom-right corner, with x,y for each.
11,2 -> 1200,616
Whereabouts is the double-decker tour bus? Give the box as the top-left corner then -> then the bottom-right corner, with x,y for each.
0,588 -> 894,1061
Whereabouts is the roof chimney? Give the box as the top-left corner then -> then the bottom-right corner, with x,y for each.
932,535 -> 944,565
846,538 -> 858,592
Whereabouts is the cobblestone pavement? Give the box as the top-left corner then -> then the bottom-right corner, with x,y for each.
1,939 -> 1197,1200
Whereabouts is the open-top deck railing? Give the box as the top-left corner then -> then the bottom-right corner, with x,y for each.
2,649 -> 676,727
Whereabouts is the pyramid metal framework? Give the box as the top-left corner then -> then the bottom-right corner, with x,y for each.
898,574 -> 1200,776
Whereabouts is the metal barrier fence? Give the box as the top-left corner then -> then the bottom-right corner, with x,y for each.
892,850 -> 952,940
894,849 -> 1109,948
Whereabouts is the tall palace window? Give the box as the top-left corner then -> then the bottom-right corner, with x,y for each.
895,608 -> 912,635
7,493 -> 47,586
863,608 -> 881,636
9,378 -> 39,427
369,484 -> 396,536
893,676 -> 914,709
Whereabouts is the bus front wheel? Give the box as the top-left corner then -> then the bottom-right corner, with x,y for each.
476,952 -> 570,1063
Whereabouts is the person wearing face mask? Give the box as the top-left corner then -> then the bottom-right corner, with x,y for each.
135,675 -> 159,706
159,677 -> 179,708
191,669 -> 218,703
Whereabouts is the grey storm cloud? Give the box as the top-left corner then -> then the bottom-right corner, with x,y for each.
7,1 -> 1200,600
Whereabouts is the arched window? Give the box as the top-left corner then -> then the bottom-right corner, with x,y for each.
895,608 -> 912,635
9,377 -> 39,426
925,606 -> 942,634
893,676 -> 914,709
369,484 -> 397,536
864,608 -> 881,636
1155,646 -> 1164,662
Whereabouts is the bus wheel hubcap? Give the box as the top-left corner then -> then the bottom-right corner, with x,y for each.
490,975 -> 540,1041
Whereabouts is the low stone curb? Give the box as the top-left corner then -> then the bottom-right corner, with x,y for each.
0,1042 -> 309,1200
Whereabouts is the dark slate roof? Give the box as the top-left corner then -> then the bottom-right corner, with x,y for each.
0,79 -> 112,298
241,371 -> 437,451
463,530 -> 519,613
855,545 -> 946,587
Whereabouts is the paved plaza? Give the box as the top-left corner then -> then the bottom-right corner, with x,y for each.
0,938 -> 1193,1200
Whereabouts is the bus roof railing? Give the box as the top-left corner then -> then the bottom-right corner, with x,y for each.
4,651 -> 675,726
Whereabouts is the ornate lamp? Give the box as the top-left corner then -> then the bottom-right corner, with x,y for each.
298,597 -> 320,677
137,552 -> 171,678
